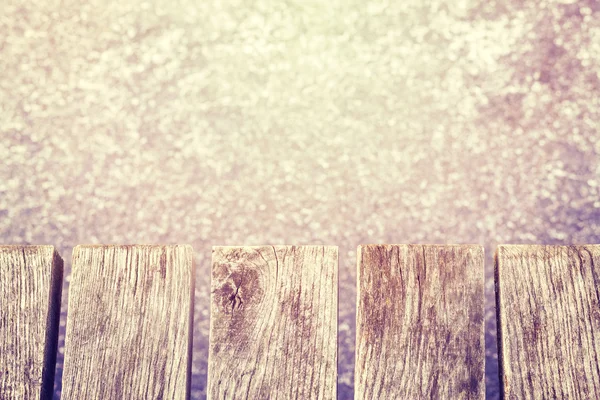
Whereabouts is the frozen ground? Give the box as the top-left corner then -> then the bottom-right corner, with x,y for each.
1,0 -> 599,398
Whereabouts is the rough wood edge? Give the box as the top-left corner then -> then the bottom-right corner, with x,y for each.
355,244 -> 485,399
494,243 -> 600,399
0,245 -> 63,400
208,245 -> 339,399
67,244 -> 194,400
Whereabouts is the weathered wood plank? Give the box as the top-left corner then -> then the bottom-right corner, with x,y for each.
208,245 -> 338,399
0,245 -> 63,400
355,244 -> 484,399
496,245 -> 600,399
61,245 -> 194,400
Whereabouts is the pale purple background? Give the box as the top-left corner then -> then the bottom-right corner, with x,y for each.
1,0 -> 600,398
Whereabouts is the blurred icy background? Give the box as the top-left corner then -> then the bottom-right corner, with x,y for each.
1,0 -> 599,398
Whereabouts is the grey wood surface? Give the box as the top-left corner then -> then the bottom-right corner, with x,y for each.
355,244 -> 484,399
0,245 -> 63,400
208,245 -> 338,399
496,245 -> 600,399
61,245 -> 194,400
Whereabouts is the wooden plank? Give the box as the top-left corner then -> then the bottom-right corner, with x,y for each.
355,244 -> 484,399
496,245 -> 600,399
208,245 -> 338,399
61,245 -> 194,400
0,245 -> 63,400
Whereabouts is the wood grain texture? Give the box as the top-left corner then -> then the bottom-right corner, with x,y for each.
355,244 -> 484,400
208,245 -> 338,400
496,245 -> 600,399
0,245 -> 63,400
61,245 -> 194,400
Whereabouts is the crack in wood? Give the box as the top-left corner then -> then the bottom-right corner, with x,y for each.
229,285 -> 244,315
